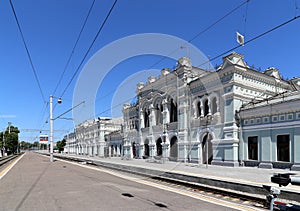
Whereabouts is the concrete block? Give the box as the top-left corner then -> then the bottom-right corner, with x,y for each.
258,162 -> 273,169
291,164 -> 300,171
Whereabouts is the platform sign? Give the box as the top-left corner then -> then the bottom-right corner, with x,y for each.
39,135 -> 48,144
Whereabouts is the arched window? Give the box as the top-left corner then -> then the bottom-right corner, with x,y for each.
197,101 -> 201,117
144,139 -> 149,158
155,103 -> 163,125
160,103 -> 163,124
156,138 -> 162,156
170,137 -> 178,160
211,97 -> 217,114
144,109 -> 150,127
204,99 -> 209,116
170,99 -> 177,123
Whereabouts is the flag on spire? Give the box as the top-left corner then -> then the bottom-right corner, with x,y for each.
236,31 -> 244,46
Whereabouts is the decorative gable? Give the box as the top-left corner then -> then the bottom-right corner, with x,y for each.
220,52 -> 248,70
264,67 -> 281,79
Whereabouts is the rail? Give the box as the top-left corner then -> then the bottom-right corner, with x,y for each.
0,153 -> 23,166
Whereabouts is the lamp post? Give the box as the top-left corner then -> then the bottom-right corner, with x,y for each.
49,95 -> 62,162
200,114 -> 212,168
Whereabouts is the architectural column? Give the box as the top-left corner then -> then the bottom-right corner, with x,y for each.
139,109 -> 145,129
162,134 -> 169,162
162,99 -> 170,125
149,104 -> 156,127
98,124 -> 106,157
116,145 -> 120,157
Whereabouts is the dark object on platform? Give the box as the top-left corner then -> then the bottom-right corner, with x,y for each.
271,173 -> 295,187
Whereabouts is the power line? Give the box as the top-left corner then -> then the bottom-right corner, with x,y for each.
147,0 -> 250,70
9,0 -> 46,103
92,0 -> 250,106
196,15 -> 300,68
60,0 -> 118,97
53,0 -> 96,96
89,16 -> 300,122
53,5 -> 299,139
188,0 -> 250,43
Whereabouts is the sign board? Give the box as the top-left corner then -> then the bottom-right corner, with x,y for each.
39,135 -> 48,144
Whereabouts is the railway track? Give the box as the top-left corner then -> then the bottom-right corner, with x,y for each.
0,153 -> 21,167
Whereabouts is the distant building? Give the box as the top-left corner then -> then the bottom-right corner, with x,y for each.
104,130 -> 123,158
64,131 -> 76,154
122,52 -> 300,168
66,117 -> 122,157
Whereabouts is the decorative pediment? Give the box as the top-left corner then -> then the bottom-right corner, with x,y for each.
264,67 -> 281,79
220,52 -> 248,70
290,77 -> 300,90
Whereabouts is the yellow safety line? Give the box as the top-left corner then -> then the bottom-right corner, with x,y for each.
0,153 -> 25,180
57,157 -> 264,211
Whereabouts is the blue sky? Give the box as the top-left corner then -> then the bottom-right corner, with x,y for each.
0,0 -> 299,142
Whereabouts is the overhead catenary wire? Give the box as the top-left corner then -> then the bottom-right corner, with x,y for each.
94,0 -> 251,103
53,0 -> 96,96
243,0 -> 249,38
56,2 -> 298,135
39,0 -> 96,134
189,0 -> 250,43
295,0 -> 299,17
67,0 -> 256,124
9,0 -> 46,103
90,16 -> 300,124
43,0 -> 118,138
60,0 -> 118,98
196,15 -> 300,68
147,0 -> 251,70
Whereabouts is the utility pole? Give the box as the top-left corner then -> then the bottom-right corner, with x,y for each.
49,95 -> 62,162
50,95 -> 53,162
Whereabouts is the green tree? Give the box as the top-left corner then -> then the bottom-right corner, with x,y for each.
20,141 -> 29,150
56,139 -> 66,153
32,141 -> 39,150
1,125 -> 20,155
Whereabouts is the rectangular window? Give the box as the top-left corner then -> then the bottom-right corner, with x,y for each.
263,117 -> 269,123
277,135 -> 290,162
287,114 -> 293,120
248,136 -> 258,160
279,115 -> 285,121
256,118 -> 261,124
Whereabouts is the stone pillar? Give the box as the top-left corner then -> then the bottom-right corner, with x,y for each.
149,104 -> 156,127
139,144 -> 144,159
139,109 -> 145,129
162,135 -> 169,162
162,99 -> 170,125
116,145 -> 120,157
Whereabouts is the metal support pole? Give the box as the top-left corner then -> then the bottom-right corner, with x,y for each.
205,133 -> 208,168
50,95 -> 54,162
206,131 -> 208,169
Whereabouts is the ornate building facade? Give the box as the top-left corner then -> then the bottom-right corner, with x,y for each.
66,117 -> 122,157
65,52 -> 300,169
122,52 -> 300,167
